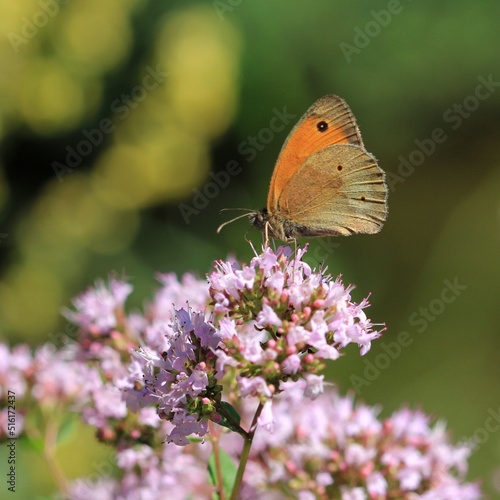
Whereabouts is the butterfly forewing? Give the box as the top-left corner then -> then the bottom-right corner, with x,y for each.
267,95 -> 364,210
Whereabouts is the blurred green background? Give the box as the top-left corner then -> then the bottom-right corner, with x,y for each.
1,0 -> 499,497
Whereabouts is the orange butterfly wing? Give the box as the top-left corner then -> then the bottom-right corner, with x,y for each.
267,95 -> 363,210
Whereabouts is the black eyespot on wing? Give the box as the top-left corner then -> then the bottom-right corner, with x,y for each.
337,165 -> 343,171
317,121 -> 328,132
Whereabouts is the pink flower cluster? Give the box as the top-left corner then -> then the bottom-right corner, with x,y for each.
68,441 -> 211,500
229,381 -> 481,499
208,246 -> 381,412
128,308 -> 224,445
63,383 -> 481,499
126,245 -> 382,444
0,343 -> 92,439
0,245 -> 482,498
65,273 -> 214,447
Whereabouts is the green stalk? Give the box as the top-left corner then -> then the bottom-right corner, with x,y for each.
209,422 -> 225,500
229,402 -> 264,500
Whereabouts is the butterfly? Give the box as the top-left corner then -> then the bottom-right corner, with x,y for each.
219,95 -> 388,242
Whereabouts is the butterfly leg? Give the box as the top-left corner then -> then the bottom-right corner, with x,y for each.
264,221 -> 270,248
291,237 -> 298,278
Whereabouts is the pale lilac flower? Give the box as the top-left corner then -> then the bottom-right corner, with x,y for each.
281,353 -> 301,375
238,376 -> 274,398
398,466 -> 422,490
316,471 -> 333,487
138,407 -> 161,428
223,381 -> 480,499
0,409 -> 24,438
67,442 -> 212,499
256,303 -> 282,327
63,277 -> 132,333
0,343 -> 99,440
26,245 -> 480,499
215,349 -> 238,375
341,487 -> 367,500
31,346 -> 92,404
167,411 -> 209,446
366,471 -> 387,497
217,316 -> 239,340
92,385 -> 128,420
257,400 -> 275,432
298,492 -> 316,500
208,245 -> 383,425
345,442 -> 376,466
303,374 -> 324,400
68,478 -> 117,500
0,343 -> 32,399
126,307 -> 223,445
151,272 -> 210,320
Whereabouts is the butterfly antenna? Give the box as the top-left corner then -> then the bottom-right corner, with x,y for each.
216,211 -> 253,234
219,208 -> 253,213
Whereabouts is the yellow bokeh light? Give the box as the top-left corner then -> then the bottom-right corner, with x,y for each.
0,3 -> 243,341
92,133 -> 209,209
75,190 -> 139,254
157,5 -> 242,140
55,0 -> 137,76
18,58 -> 87,134
89,4 -> 243,210
0,263 -> 63,340
30,174 -> 139,253
92,144 -> 156,209
32,174 -> 96,243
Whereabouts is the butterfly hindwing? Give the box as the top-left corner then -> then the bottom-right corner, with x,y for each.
276,144 -> 387,236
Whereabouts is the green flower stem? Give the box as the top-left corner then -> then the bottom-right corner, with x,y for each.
208,422 -> 226,500
43,412 -> 68,496
230,402 -> 264,500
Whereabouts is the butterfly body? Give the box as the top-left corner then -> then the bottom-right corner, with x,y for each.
250,95 -> 388,242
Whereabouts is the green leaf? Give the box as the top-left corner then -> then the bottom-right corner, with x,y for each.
218,401 -> 241,433
187,435 -> 204,444
208,449 -> 238,499
23,434 -> 45,453
57,414 -> 77,444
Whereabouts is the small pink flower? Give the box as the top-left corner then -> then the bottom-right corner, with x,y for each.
64,277 -> 132,333
281,354 -> 301,374
256,303 -> 283,327
238,376 -> 273,398
258,400 -> 275,432
304,374 -> 324,400
366,472 -> 387,497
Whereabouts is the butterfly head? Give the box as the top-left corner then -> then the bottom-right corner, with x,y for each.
250,208 -> 296,242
